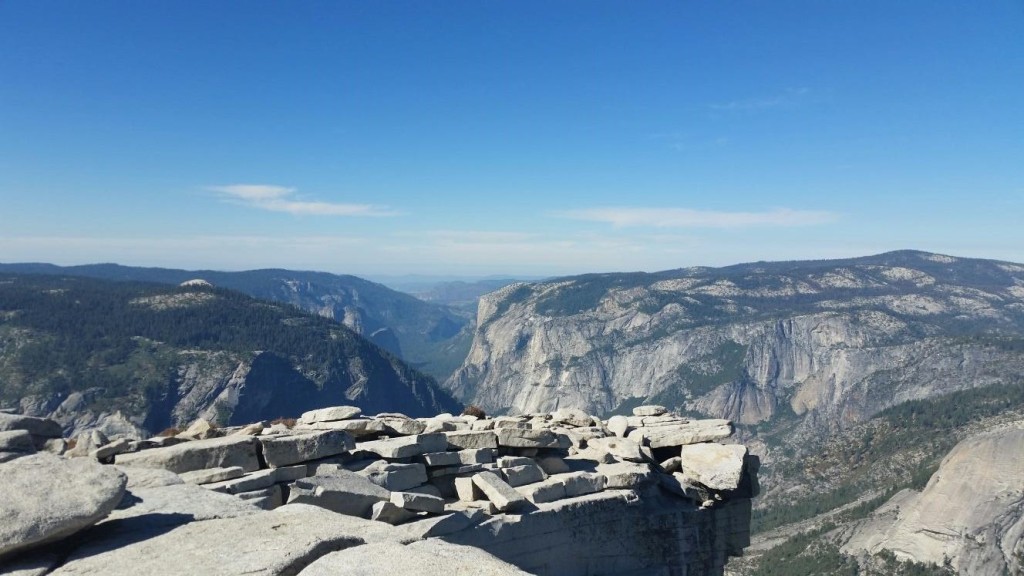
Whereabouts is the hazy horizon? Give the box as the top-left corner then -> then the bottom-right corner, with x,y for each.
3,247 -> 1022,284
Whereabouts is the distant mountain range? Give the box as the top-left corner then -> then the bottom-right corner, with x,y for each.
448,250 -> 1024,421
0,263 -> 473,382
4,251 -> 1023,572
0,273 -> 459,438
440,249 -> 1024,574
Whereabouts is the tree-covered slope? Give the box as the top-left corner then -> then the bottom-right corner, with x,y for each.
0,273 -> 460,437
0,263 -> 473,382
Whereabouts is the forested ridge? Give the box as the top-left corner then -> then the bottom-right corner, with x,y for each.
0,273 -> 459,428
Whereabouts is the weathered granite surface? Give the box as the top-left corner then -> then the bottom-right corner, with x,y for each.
0,454 -> 126,559
48,504 -> 396,576
114,435 -> 260,474
297,539 -> 532,575
841,421 -> 1024,576
443,490 -> 752,576
0,406 -> 754,576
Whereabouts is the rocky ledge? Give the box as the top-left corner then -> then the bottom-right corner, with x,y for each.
0,405 -> 756,576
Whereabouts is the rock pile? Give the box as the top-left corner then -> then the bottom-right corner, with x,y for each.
0,404 -> 754,575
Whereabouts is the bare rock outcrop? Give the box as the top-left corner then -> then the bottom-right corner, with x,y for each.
446,252 -> 1024,439
48,504 -> 394,576
841,421 -> 1024,575
297,539 -> 534,575
0,406 -> 755,576
0,453 -> 126,559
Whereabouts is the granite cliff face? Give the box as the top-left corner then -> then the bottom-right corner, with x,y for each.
841,422 -> 1024,575
447,251 -> 1024,436
446,251 -> 1024,575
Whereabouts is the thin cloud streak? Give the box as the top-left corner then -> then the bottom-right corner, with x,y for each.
207,184 -> 396,216
557,207 -> 838,228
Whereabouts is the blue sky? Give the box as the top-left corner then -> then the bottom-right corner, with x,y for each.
2,1 -> 1022,276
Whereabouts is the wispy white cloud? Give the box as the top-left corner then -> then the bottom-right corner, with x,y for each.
207,184 -> 396,216
709,87 -> 809,112
556,207 -> 838,228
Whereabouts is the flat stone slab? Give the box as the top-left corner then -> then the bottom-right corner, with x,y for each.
444,430 -> 498,450
454,476 -> 483,502
405,483 -> 443,498
492,417 -> 530,430
551,408 -> 594,427
231,423 -> 265,436
420,448 -> 492,467
608,414 -> 690,437
496,428 -> 567,449
536,456 -> 571,475
448,500 -> 498,515
428,463 -> 493,479
0,414 -> 63,448
90,438 -> 131,460
177,419 -> 219,440
501,463 -> 547,487
49,503 -> 400,576
98,483 -> 262,536
516,478 -> 567,504
143,435 -> 187,448
390,491 -> 444,514
626,419 -> 733,448
295,418 -> 386,438
497,456 -> 535,468
357,434 -> 448,458
472,471 -> 528,513
299,405 -> 362,423
585,436 -> 645,463
71,430 -> 112,455
259,429 -> 354,468
237,484 -> 284,510
632,405 -> 668,417
288,470 -> 392,518
378,415 -> 427,436
178,466 -> 245,485
296,539 -> 533,576
560,471 -> 607,497
0,453 -> 127,558
359,461 -> 428,491
113,466 -> 184,489
204,464 -> 306,495
596,462 -> 656,489
370,500 -> 419,525
678,443 -> 747,491
393,510 -> 487,540
115,435 -> 260,474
